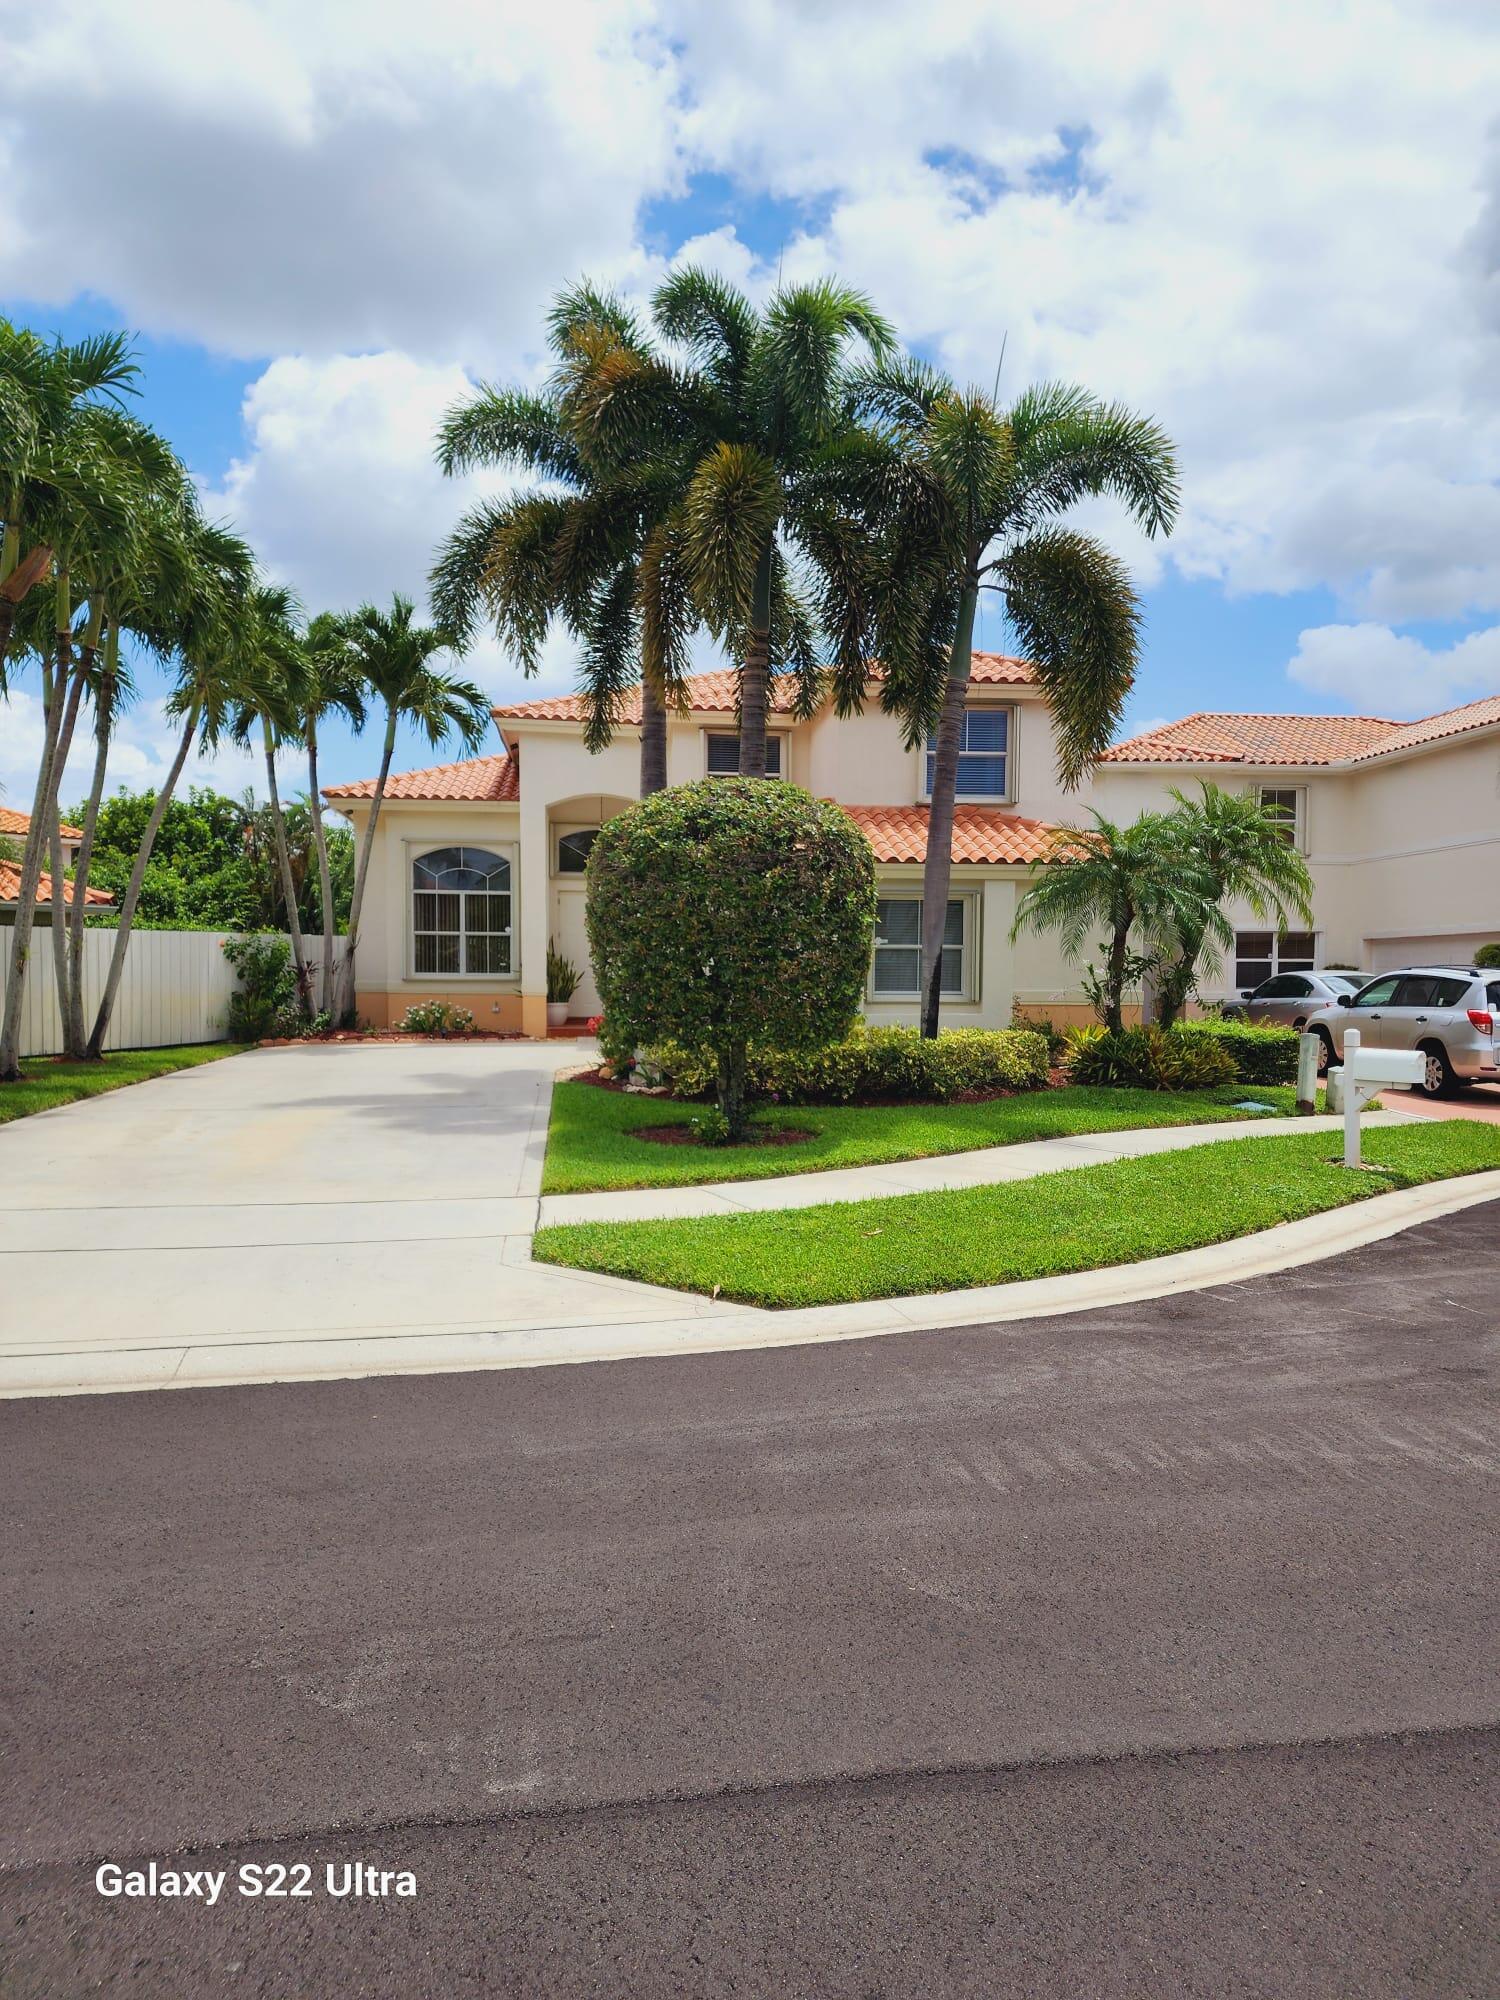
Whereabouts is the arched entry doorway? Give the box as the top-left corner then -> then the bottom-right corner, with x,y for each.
547,794 -> 634,1017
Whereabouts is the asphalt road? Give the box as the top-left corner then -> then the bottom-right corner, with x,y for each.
3,1201 -> 1498,1997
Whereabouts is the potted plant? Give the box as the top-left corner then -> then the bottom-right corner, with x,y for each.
546,939 -> 581,1029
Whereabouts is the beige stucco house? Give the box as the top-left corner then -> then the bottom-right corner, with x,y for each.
323,658 -> 1500,1037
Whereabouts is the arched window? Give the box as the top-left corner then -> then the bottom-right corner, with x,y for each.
412,847 -> 512,975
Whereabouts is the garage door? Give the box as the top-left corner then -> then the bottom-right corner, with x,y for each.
1366,933 -> 1496,972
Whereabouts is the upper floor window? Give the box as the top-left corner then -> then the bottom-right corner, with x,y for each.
412,846 -> 511,976
706,731 -> 782,776
1257,786 -> 1303,847
556,828 -> 598,874
926,707 -> 1010,799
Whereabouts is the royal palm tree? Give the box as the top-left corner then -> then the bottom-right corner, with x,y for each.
559,268 -> 895,775
1153,783 -> 1315,1027
86,523 -> 259,1060
431,284 -> 695,798
855,364 -> 1179,1035
1010,810 -> 1216,1033
333,595 -> 490,1024
302,611 -> 366,1011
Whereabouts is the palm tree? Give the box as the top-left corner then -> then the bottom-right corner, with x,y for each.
431,283 -> 694,798
302,611 -> 366,1012
85,523 -> 259,1060
1153,783 -> 1315,1027
333,595 -> 490,1024
856,364 -> 1179,1036
0,383 -> 172,1080
560,268 -> 895,775
1010,810 -> 1216,1033
231,585 -> 315,1018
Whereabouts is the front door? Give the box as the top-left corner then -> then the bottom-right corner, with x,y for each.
552,881 -> 601,1017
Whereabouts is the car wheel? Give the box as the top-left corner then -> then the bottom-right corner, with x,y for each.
1415,1040 -> 1457,1098
1292,1016 -> 1307,1032
1313,1029 -> 1337,1074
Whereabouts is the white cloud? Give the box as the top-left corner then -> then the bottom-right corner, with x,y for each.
3,0 -> 1500,711
1287,622 -> 1500,715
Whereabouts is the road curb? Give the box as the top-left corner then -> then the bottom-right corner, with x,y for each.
9,1170 -> 1498,1399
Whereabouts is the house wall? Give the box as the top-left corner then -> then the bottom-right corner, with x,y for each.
336,699 -> 1500,1038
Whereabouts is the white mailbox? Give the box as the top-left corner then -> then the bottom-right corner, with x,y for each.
1335,1029 -> 1425,1167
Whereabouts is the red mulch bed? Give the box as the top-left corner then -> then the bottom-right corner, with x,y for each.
635,1122 -> 816,1149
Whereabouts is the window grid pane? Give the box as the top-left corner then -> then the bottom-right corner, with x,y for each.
872,897 -> 967,998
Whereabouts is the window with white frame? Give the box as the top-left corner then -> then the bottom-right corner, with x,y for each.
925,706 -> 1011,799
1256,786 -> 1303,847
871,895 -> 968,998
412,846 -> 512,975
1234,928 -> 1316,991
705,730 -> 783,776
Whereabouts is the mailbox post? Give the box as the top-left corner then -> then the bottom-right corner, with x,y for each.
1338,1029 -> 1428,1168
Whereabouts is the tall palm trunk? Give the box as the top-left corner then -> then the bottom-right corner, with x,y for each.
86,702 -> 201,1060
736,540 -> 775,778
49,617 -> 101,1059
918,576 -> 979,1039
639,675 -> 668,796
67,639 -> 117,1058
306,715 -> 337,1016
0,568 -> 73,1082
335,708 -> 398,1026
47,809 -> 72,1048
1102,906 -> 1133,1034
261,718 -> 311,1018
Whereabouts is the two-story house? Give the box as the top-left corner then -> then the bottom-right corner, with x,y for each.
323,660 -> 1500,1036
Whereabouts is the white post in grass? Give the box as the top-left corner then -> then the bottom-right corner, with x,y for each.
1344,1029 -> 1362,1169
1296,1031 -> 1319,1117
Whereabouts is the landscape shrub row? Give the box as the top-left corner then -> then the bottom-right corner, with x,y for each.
636,1024 -> 1051,1105
1063,1017 -> 1299,1091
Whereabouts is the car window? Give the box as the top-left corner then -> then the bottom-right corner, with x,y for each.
1393,977 -> 1439,1006
1488,983 -> 1500,1011
1256,976 -> 1292,998
1283,976 -> 1313,997
1323,975 -> 1365,996
1350,976 -> 1401,1007
1428,976 -> 1472,1007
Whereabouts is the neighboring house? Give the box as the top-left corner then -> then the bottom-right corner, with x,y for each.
0,807 -> 113,924
323,662 -> 1500,1035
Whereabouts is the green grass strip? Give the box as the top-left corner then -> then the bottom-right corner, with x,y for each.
541,1078 -> 1323,1194
533,1121 -> 1500,1309
0,1042 -> 250,1125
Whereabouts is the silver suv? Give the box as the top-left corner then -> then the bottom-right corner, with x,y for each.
1307,965 -> 1500,1097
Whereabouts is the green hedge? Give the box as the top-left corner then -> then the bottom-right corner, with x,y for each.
1064,1025 -> 1239,1091
1174,1018 -> 1300,1084
642,1025 -> 1050,1105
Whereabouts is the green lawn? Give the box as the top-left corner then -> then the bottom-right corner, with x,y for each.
542,1077 -> 1321,1193
0,1042 -> 249,1124
533,1120 -> 1500,1309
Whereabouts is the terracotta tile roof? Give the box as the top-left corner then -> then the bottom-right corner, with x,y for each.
840,803 -> 1059,865
1347,692 -> 1500,762
0,805 -> 84,841
323,753 -> 520,804
1100,711 -> 1407,766
491,653 -> 1037,724
0,861 -> 113,907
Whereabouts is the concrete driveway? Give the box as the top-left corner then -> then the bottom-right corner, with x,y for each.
0,1044 -> 688,1378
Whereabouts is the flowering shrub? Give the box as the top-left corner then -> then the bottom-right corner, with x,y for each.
396,999 -> 476,1036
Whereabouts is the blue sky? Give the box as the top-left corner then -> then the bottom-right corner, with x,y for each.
2,2 -> 1497,804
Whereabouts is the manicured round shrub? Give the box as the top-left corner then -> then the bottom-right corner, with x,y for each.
1476,942 -> 1500,970
586,778 -> 876,1136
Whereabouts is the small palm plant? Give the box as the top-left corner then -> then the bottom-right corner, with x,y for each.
1011,810 -> 1218,1033
1154,783 -> 1315,1026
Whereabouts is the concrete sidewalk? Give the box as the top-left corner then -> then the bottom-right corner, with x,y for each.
537,1107 -> 1422,1225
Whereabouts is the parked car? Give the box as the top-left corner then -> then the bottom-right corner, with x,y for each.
1226,969 -> 1372,1029
1306,966 -> 1500,1096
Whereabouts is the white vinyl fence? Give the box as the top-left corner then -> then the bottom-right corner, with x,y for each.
0,928 -> 344,1057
